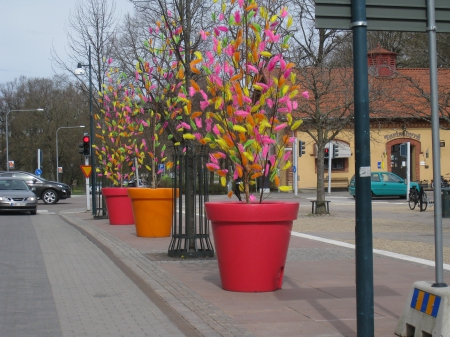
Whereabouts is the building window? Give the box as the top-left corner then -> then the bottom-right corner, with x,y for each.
324,158 -> 345,170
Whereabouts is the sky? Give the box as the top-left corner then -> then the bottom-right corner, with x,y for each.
0,0 -> 135,85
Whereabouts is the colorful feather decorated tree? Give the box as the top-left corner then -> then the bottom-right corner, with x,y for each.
181,0 -> 309,203
95,67 -> 145,186
95,21 -> 186,188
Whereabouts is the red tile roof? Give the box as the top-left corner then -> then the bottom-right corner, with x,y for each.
293,67 -> 450,120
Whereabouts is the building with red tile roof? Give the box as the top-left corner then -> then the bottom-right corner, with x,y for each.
291,46 -> 450,191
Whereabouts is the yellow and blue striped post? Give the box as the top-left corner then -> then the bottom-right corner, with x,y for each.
410,288 -> 441,318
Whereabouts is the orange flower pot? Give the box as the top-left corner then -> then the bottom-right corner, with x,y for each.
127,188 -> 178,237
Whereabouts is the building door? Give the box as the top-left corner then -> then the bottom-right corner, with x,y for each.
390,144 -> 413,179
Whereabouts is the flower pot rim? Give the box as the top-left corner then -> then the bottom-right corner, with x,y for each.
205,201 -> 299,223
128,187 -> 179,199
102,186 -> 130,197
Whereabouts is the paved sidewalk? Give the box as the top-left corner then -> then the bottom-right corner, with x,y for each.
59,193 -> 450,337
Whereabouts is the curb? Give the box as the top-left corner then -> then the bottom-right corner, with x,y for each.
59,210 -> 257,337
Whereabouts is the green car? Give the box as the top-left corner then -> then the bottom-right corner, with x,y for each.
348,171 -> 420,198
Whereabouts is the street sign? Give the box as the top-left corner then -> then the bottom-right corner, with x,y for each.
315,0 -> 450,32
80,165 -> 92,178
35,169 -> 42,176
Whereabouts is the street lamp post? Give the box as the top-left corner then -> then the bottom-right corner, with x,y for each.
6,108 -> 44,171
75,45 -> 97,216
56,125 -> 85,182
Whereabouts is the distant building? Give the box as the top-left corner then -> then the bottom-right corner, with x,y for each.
292,45 -> 450,190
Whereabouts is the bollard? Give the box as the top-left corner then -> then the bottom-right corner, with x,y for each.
395,281 -> 450,337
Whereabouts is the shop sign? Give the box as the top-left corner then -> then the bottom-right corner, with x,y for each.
384,131 -> 420,141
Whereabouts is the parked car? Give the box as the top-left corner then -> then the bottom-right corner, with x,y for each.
89,183 -> 102,194
0,171 -> 71,204
123,179 -> 148,187
348,171 -> 420,198
0,177 -> 38,214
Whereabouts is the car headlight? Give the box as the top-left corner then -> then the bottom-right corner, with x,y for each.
57,184 -> 63,188
0,197 -> 4,201
28,197 -> 36,201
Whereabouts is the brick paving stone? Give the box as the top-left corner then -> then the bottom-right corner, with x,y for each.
32,213 -> 185,337
61,209 -> 258,337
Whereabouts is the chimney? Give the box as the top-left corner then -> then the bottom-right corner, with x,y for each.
367,44 -> 397,77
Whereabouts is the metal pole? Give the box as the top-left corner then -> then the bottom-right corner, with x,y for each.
37,149 -> 41,171
85,156 -> 91,211
89,46 -> 97,216
327,143 -> 332,194
56,129 -> 59,182
134,157 -> 140,187
406,142 -> 411,202
6,111 -> 10,171
427,0 -> 447,288
351,0 -> 374,334
293,138 -> 298,196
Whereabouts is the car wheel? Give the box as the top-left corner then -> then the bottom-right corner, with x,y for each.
30,210 -> 37,215
42,189 -> 59,204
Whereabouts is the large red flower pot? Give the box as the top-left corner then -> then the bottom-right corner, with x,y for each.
205,201 -> 299,292
127,188 -> 178,237
102,187 -> 134,225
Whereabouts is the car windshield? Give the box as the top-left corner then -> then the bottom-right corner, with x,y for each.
381,173 -> 402,183
0,179 -> 29,190
26,173 -> 47,181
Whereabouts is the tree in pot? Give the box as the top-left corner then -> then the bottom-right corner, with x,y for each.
180,0 -> 309,291
94,67 -> 144,225
125,32 -> 184,238
99,24 -> 187,236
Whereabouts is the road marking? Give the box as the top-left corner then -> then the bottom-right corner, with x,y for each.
291,231 -> 450,271
37,210 -> 56,214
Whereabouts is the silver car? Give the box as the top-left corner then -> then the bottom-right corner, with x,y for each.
0,177 -> 38,215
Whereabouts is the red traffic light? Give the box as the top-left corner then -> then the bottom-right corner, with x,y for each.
81,134 -> 91,156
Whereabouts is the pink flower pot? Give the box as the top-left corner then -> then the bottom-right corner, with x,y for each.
205,201 -> 299,292
102,187 -> 134,225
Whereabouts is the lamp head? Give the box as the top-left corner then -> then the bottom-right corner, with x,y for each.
74,63 -> 85,75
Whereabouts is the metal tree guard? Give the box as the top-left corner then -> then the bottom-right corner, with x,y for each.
168,144 -> 214,258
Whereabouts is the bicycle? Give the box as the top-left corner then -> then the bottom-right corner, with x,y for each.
431,175 -> 449,189
408,187 -> 427,211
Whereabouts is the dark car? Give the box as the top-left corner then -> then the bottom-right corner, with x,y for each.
0,177 -> 38,214
0,171 -> 71,204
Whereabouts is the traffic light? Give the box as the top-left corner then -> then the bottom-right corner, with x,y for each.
80,134 -> 91,156
324,147 -> 329,158
78,142 -> 84,154
299,140 -> 305,157
332,144 -> 339,158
